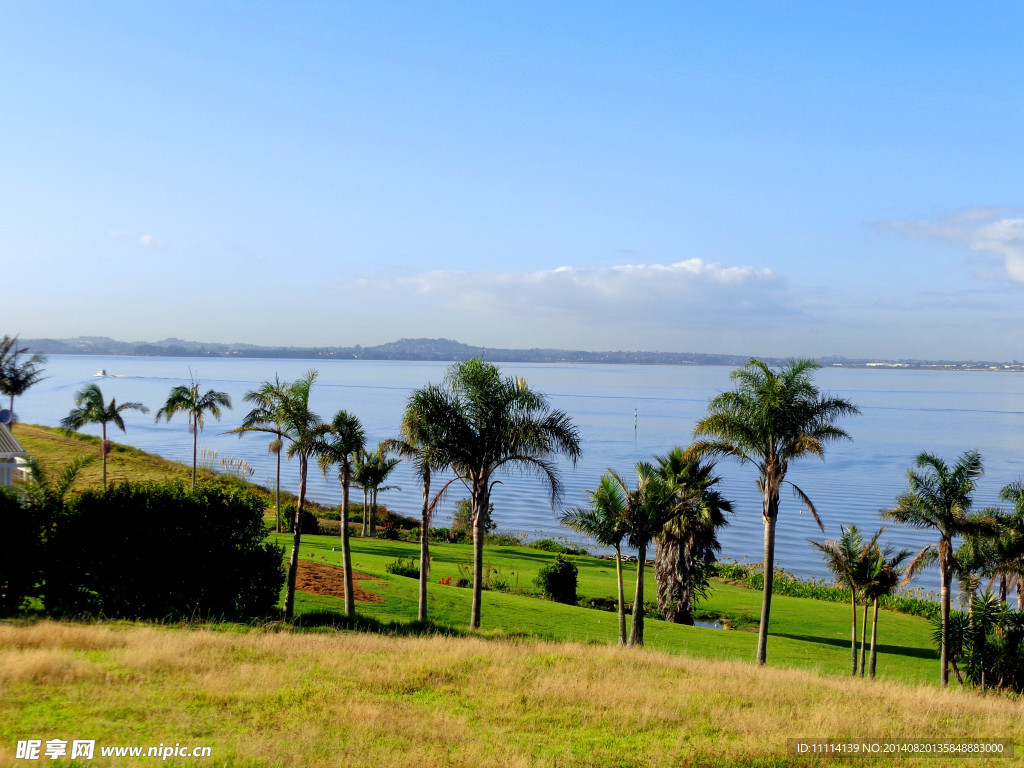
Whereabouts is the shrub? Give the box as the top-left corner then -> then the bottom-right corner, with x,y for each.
280,503 -> 321,535
385,558 -> 419,578
529,538 -> 588,555
485,532 -> 521,546
0,486 -> 47,613
44,481 -> 285,619
535,555 -> 578,605
578,595 -> 618,612
378,522 -> 401,541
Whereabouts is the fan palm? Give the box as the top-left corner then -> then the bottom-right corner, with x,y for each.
405,358 -> 581,629
560,473 -> 630,644
692,358 -> 859,665
59,383 -> 149,489
155,381 -> 232,488
238,375 -> 289,532
0,335 -> 47,421
882,450 -> 987,686
653,448 -> 732,625
317,410 -> 365,617
229,370 -> 323,619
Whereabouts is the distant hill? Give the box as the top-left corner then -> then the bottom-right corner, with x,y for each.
18,336 -> 1021,370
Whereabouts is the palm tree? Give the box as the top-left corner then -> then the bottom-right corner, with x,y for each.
0,335 -> 47,423
238,375 -> 289,533
862,540 -> 912,680
560,474 -> 630,644
357,443 -> 401,538
407,358 -> 581,629
154,380 -> 232,488
230,370 -> 323,620
59,383 -> 149,489
882,450 -> 987,686
317,410 -> 365,617
692,358 -> 859,665
384,388 -> 456,622
353,450 -> 372,537
810,525 -> 870,675
617,462 -> 681,647
653,448 -> 732,625
989,481 -> 1024,609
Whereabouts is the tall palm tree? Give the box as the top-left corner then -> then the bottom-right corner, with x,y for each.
560,474 -> 630,644
810,525 -> 870,675
692,358 -> 859,665
230,370 -> 323,619
0,335 -> 47,422
384,388 -> 456,622
407,358 -> 581,630
59,383 -> 149,489
317,410 -> 365,617
238,375 -> 289,532
862,540 -> 912,680
154,380 -> 232,488
882,450 -> 987,686
653,448 -> 732,625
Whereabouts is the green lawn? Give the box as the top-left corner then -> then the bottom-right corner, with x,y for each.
284,533 -> 939,685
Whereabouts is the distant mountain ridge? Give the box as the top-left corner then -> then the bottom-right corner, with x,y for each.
18,336 -> 1019,370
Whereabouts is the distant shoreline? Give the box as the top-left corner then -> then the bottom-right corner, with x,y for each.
22,335 -> 1024,372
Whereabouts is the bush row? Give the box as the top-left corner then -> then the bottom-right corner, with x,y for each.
1,481 -> 285,620
713,561 -> 940,620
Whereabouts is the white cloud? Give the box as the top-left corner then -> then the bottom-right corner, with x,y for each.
138,234 -> 164,249
882,207 -> 1024,282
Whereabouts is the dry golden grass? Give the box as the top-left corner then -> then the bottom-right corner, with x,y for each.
0,621 -> 1020,767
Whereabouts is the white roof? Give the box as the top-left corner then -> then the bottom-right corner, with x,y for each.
0,426 -> 25,458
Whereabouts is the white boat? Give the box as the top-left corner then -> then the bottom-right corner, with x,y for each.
95,369 -> 107,377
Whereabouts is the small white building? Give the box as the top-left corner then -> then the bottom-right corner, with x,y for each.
0,426 -> 28,487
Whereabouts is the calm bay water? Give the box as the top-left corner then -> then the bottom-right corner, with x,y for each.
15,355 -> 1024,595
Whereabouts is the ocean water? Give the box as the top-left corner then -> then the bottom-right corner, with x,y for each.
14,355 -> 1024,594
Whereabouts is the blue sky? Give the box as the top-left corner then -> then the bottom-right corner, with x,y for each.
4,2 -> 1024,360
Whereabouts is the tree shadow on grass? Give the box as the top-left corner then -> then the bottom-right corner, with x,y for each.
774,632 -> 938,660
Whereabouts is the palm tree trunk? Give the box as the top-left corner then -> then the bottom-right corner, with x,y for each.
756,487 -> 779,666
284,452 -> 307,620
850,592 -> 859,675
370,488 -> 377,538
999,576 -> 1007,604
341,468 -> 354,617
629,543 -> 646,647
615,542 -> 626,645
869,598 -> 880,680
939,546 -> 951,686
275,448 -> 282,533
859,600 -> 870,676
470,481 -> 488,629
101,422 -> 108,489
418,470 -> 431,622
191,415 -> 198,489
361,488 -> 369,537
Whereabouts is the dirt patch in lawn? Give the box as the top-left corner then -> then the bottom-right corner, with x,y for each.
295,561 -> 383,604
